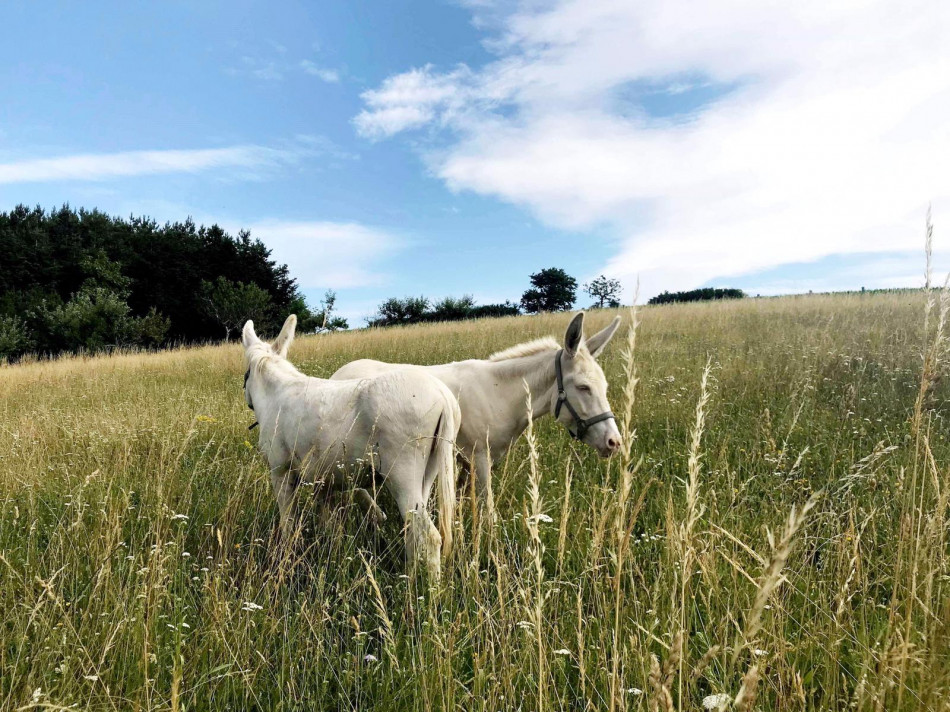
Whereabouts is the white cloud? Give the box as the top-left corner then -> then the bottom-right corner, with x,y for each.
0,145 -> 296,184
354,65 -> 475,139
300,60 -> 340,83
355,0 -> 950,297
234,219 -> 405,290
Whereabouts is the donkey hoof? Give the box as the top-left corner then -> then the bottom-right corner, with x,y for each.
366,506 -> 388,528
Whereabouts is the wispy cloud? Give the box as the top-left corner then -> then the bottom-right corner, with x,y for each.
0,145 -> 296,184
0,133 -> 357,185
227,52 -> 342,84
355,0 -> 950,297
300,60 -> 340,83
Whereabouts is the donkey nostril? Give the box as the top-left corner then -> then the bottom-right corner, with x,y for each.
607,436 -> 620,450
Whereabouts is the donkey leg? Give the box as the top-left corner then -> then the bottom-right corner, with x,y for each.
270,463 -> 300,543
472,448 -> 494,503
353,488 -> 387,527
390,482 -> 441,580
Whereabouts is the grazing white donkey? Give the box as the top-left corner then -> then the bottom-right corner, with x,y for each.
332,312 -> 622,501
242,315 -> 460,577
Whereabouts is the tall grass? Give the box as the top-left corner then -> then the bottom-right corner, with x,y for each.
1,283 -> 949,710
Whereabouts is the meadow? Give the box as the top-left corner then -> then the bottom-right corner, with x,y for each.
1,290 -> 948,711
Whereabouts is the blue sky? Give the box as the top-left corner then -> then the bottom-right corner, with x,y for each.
2,1 -> 948,323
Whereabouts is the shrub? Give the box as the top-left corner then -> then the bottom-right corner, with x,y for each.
0,314 -> 33,360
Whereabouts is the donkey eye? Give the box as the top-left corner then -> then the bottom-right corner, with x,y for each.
577,384 -> 591,392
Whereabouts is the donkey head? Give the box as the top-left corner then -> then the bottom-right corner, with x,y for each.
241,315 -> 297,408
552,312 -> 623,457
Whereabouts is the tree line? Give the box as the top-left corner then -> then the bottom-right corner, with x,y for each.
647,287 -> 746,305
0,203 -> 748,359
0,204 -> 343,361
367,268 -> 625,326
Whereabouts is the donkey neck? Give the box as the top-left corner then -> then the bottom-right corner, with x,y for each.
246,353 -> 309,401
488,349 -> 559,419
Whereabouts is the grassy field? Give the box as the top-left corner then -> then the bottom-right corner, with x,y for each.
1,292 -> 949,711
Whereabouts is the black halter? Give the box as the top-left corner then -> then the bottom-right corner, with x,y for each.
554,349 -> 615,441
243,367 -> 259,430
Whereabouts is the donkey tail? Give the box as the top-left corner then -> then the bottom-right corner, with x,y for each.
428,384 -> 459,558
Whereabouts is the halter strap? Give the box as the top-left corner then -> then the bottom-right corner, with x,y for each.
554,349 -> 615,441
243,367 -> 259,430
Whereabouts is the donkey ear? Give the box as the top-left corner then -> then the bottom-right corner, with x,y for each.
586,315 -> 621,358
274,314 -> 297,358
563,312 -> 585,357
241,320 -> 258,349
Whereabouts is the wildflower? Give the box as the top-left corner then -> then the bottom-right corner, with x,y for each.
703,693 -> 732,711
364,654 -> 378,663
627,688 -> 643,696
516,621 -> 534,630
554,649 -> 571,656
83,675 -> 99,681
241,601 -> 264,612
31,689 -> 42,702
753,648 -> 768,657
528,513 -> 553,524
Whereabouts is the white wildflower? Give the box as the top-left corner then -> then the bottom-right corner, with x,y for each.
627,688 -> 643,695
703,693 -> 732,711
364,654 -> 378,663
753,648 -> 768,657
241,601 -> 264,612
170,513 -> 189,521
554,649 -> 571,656
83,675 -> 99,682
528,513 -> 553,524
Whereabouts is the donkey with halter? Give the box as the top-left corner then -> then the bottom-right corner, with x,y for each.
332,312 -> 622,502
242,315 -> 460,577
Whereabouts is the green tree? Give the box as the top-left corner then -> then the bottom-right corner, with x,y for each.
521,267 -> 577,313
291,291 -> 349,333
200,277 -> 273,340
0,204 -> 303,355
373,296 -> 431,326
584,275 -> 623,308
35,286 -> 164,353
430,295 -> 476,321
0,315 -> 33,360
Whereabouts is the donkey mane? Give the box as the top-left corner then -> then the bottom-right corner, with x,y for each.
489,336 -> 559,362
247,348 -> 303,380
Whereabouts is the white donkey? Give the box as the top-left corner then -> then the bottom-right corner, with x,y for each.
242,315 -> 460,577
332,312 -> 622,501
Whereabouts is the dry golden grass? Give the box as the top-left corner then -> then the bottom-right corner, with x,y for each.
1,291 -> 949,710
